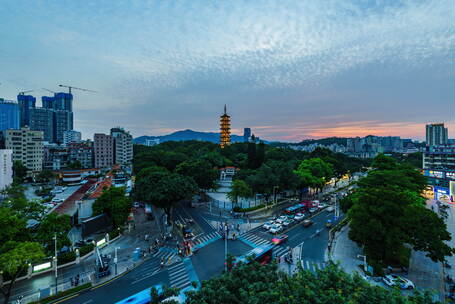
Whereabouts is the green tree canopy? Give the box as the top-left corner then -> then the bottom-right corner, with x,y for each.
67,160 -> 82,169
12,161 -> 27,182
176,159 -> 218,191
227,180 -> 252,205
92,187 -> 132,228
294,158 -> 333,190
347,154 -> 454,272
184,261 -> 434,304
36,213 -> 72,253
134,171 -> 197,223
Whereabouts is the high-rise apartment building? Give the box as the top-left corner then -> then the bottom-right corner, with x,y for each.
94,133 -> 114,168
63,130 -> 82,145
54,110 -> 73,144
0,99 -> 20,131
0,149 -> 13,190
54,92 -> 73,112
426,123 -> 448,147
243,128 -> 251,143
17,94 -> 36,127
220,105 -> 231,148
3,126 -> 44,173
110,127 -> 133,165
29,107 -> 54,142
68,141 -> 93,169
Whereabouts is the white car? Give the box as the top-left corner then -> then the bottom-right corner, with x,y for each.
326,206 -> 334,212
276,216 -> 288,224
309,207 -> 318,213
269,224 -> 283,234
263,221 -> 275,230
382,275 -> 414,289
52,198 -> 64,203
282,219 -> 292,227
294,213 -> 305,221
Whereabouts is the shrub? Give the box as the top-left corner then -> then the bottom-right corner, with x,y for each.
233,204 -> 265,213
57,251 -> 76,265
79,243 -> 95,256
29,283 -> 91,304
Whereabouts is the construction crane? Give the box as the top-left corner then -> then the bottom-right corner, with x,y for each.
18,90 -> 34,95
42,88 -> 57,94
58,84 -> 97,94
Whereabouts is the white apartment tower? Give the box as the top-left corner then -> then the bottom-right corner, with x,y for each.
0,149 -> 13,190
110,127 -> 133,165
3,126 -> 44,173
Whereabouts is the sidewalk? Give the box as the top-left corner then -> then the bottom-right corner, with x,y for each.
329,225 -> 363,275
6,208 -> 163,304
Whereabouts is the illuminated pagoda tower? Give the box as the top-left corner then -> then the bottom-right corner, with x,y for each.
219,104 -> 231,148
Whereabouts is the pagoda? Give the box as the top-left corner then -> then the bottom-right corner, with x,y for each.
220,105 -> 231,148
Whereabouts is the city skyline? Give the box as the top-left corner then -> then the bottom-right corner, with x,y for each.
1,1 -> 454,141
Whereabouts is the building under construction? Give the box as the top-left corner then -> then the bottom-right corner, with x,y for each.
220,105 -> 231,148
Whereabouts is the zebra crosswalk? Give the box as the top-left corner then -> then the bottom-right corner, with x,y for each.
168,261 -> 192,289
272,245 -> 289,258
239,231 -> 271,247
192,231 -> 221,247
152,247 -> 177,263
174,216 -> 193,227
300,260 -> 327,272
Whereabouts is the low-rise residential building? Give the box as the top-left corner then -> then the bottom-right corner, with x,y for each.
3,126 -> 44,173
43,143 -> 69,170
423,145 -> 455,170
0,149 -> 13,190
94,133 -> 114,168
68,141 -> 93,168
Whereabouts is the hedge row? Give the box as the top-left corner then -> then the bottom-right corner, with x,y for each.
233,204 -> 265,213
29,282 -> 92,304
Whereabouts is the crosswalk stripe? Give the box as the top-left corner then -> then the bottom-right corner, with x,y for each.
168,263 -> 184,271
170,267 -> 187,277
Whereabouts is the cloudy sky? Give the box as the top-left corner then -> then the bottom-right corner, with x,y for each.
1,0 -> 454,142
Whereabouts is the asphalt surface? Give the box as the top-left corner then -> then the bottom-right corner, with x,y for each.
58,208 -> 336,303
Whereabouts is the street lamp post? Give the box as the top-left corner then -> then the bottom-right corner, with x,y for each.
224,225 -> 228,272
54,233 -> 58,294
114,247 -> 119,275
273,186 -> 279,207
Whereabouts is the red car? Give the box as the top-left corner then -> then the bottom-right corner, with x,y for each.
271,235 -> 288,245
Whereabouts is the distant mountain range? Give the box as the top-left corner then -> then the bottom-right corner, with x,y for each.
134,129 -> 251,145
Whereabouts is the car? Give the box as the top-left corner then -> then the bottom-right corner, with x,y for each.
52,198 -> 64,203
309,207 -> 318,213
326,206 -> 334,212
282,219 -> 293,227
263,221 -> 275,230
276,216 -> 288,224
271,234 -> 288,245
269,224 -> 283,234
294,213 -> 305,221
318,203 -> 327,209
382,275 -> 414,289
303,219 -> 313,227
133,202 -> 140,208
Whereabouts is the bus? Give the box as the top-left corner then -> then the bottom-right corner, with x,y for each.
284,203 -> 305,214
233,244 -> 274,266
115,285 -> 194,304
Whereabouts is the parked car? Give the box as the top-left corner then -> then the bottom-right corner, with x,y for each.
309,207 -> 318,213
276,216 -> 288,224
303,219 -> 313,227
263,221 -> 275,230
269,224 -> 283,234
282,219 -> 293,227
326,206 -> 334,212
52,198 -> 64,203
271,235 -> 288,245
382,275 -> 414,289
294,213 -> 305,221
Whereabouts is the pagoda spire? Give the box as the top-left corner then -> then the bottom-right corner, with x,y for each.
224,104 -> 227,115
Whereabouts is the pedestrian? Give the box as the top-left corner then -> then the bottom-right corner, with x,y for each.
219,211 -> 222,217
236,223 -> 240,231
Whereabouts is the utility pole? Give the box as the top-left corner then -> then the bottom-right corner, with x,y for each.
224,224 -> 228,272
114,247 -> 118,275
54,233 -> 58,294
